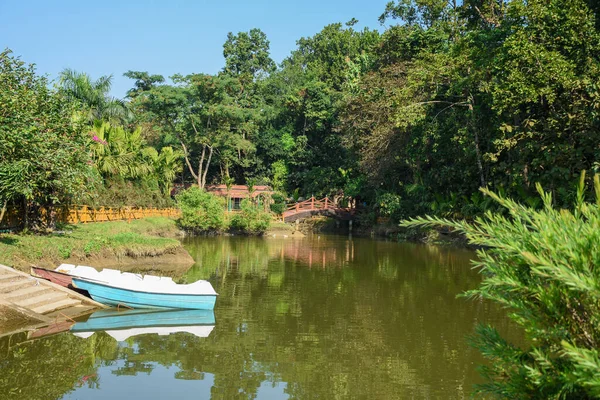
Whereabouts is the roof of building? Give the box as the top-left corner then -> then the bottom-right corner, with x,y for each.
205,184 -> 273,198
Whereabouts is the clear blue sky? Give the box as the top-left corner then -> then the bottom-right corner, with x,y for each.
0,0 -> 390,98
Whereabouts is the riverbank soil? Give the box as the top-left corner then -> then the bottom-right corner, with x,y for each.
0,304 -> 44,335
0,217 -> 193,273
264,221 -> 297,237
296,216 -> 347,234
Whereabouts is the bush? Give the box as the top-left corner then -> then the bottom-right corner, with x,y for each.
376,192 -> 402,221
90,178 -> 173,208
270,193 -> 287,215
230,199 -> 271,235
176,187 -> 226,233
403,173 -> 600,398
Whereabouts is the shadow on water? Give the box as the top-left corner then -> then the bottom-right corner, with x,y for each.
0,235 -> 522,399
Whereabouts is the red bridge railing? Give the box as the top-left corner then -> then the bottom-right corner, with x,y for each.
285,197 -> 333,213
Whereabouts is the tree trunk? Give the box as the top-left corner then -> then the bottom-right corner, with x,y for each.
197,146 -> 206,189
474,128 -> 486,188
469,97 -> 486,188
201,147 -> 213,189
0,201 -> 7,227
181,141 -> 200,184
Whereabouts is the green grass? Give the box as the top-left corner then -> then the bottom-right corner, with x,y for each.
0,217 -> 182,271
265,221 -> 295,232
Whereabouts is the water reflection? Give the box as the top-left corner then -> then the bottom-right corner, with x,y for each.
0,235 -> 520,399
71,309 -> 216,341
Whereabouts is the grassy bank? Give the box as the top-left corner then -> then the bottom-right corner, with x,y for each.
0,217 -> 183,271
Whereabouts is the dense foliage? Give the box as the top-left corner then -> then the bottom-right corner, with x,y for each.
176,188 -> 271,235
8,0 -> 596,227
0,50 -> 180,228
229,199 -> 272,235
118,0 -> 600,224
0,50 -> 95,227
4,1 -> 600,225
175,187 -> 226,233
403,174 -> 600,398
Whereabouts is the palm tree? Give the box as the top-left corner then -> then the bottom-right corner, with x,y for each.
154,146 -> 183,196
59,69 -> 131,124
90,121 -> 152,179
89,121 -> 182,195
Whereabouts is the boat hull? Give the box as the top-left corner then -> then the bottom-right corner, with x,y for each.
72,277 -> 217,310
31,267 -> 73,288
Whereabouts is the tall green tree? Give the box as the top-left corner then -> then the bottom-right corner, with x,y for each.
126,72 -> 261,189
0,50 -> 95,227
223,28 -> 276,82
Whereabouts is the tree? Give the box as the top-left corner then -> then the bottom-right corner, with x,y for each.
223,28 -> 276,81
379,0 -> 453,27
58,69 -> 131,124
88,121 -> 182,197
127,72 -> 261,189
153,146 -> 183,197
89,121 -> 153,179
123,70 -> 165,98
0,50 -> 95,228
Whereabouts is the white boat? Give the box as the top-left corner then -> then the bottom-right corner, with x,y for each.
56,264 -> 218,310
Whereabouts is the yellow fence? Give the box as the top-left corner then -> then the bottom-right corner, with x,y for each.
0,205 -> 180,230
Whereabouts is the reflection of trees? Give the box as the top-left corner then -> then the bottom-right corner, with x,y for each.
0,332 -> 100,399
177,237 -> 521,398
2,237 -> 520,399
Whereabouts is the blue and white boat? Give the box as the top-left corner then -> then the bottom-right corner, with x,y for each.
67,267 -> 218,310
71,308 -> 215,340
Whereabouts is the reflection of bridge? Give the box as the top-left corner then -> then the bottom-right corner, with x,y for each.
282,197 -> 355,223
275,238 -> 356,268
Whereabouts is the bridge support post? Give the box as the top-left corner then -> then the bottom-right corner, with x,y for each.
325,197 -> 328,209
311,197 -> 315,210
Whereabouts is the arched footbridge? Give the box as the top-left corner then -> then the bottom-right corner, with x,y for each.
282,197 -> 355,223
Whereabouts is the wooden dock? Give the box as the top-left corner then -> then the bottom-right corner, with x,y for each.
0,264 -> 105,335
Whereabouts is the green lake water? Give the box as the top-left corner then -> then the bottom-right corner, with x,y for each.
0,235 -> 519,399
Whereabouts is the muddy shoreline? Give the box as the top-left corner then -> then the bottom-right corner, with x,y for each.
9,246 -> 196,277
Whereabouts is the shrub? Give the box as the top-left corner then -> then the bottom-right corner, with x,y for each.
90,178 -> 173,208
270,193 -> 287,215
376,192 -> 402,220
230,199 -> 271,235
176,187 -> 226,233
402,173 -> 600,398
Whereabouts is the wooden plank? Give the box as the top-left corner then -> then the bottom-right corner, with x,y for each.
31,298 -> 81,315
